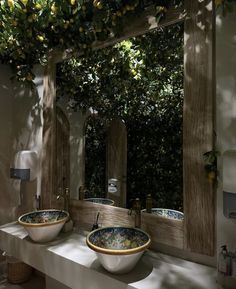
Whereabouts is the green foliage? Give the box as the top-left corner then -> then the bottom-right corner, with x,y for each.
203,149 -> 220,184
85,116 -> 107,198
0,0 -> 183,82
57,23 -> 184,210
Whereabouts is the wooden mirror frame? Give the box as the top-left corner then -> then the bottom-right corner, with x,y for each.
41,0 -> 215,259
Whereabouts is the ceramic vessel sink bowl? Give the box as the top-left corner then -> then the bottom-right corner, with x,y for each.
84,198 -> 115,206
86,226 -> 151,274
142,208 -> 184,220
18,209 -> 69,243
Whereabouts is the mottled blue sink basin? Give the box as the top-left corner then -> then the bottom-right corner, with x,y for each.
86,226 -> 151,274
142,208 -> 184,220
18,209 -> 69,243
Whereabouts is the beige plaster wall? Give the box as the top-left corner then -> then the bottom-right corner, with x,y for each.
0,65 -> 44,225
216,5 -> 236,253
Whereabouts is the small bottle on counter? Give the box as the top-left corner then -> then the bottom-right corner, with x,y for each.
218,245 -> 232,276
146,194 -> 152,213
231,252 -> 236,278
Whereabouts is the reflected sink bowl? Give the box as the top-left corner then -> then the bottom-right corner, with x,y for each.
142,208 -> 184,220
84,198 -> 115,206
18,209 -> 69,243
86,226 -> 151,274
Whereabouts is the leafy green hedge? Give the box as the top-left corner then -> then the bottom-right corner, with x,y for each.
57,23 -> 183,210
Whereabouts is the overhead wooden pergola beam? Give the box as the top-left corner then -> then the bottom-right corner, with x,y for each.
52,5 -> 186,63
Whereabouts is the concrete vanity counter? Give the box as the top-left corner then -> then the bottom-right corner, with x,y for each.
0,223 -> 222,289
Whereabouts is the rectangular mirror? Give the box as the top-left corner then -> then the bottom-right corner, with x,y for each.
55,22 -> 184,220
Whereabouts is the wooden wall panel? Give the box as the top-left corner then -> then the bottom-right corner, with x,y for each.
54,106 -> 70,196
107,119 -> 127,208
54,199 -> 184,250
41,58 -> 56,209
183,0 -> 215,255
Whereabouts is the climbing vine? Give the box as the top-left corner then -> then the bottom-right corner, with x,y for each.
0,0 -> 183,82
0,0 -> 234,82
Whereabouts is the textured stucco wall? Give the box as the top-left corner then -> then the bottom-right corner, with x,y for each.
216,5 -> 236,253
0,65 -> 44,224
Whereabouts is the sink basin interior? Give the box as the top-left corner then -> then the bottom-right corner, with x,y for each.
18,209 -> 69,243
84,198 -> 115,206
142,208 -> 184,220
88,227 -> 149,252
19,210 -> 68,224
86,226 -> 151,274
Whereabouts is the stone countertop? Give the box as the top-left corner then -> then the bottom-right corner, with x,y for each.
0,223 -> 222,289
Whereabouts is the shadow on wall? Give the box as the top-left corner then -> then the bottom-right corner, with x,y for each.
0,65 -> 44,225
216,10 -> 236,150
216,4 -> 236,251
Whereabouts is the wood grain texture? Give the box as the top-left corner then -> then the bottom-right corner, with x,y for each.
41,2 -> 216,256
107,119 -> 127,208
52,199 -> 184,250
54,106 -> 70,195
41,57 -> 56,209
52,5 -> 186,63
183,0 -> 215,255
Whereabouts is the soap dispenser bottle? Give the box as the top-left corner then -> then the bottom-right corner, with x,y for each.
146,194 -> 152,213
218,245 -> 231,276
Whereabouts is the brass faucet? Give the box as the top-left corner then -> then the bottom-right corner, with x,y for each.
128,198 -> 141,228
57,187 -> 70,212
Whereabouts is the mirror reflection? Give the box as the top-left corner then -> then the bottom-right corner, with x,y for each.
55,23 -> 184,216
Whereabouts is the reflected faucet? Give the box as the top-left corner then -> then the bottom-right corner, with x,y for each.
78,185 -> 89,200
57,187 -> 70,212
128,198 -> 141,228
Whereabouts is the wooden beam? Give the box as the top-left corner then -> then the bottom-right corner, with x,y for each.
41,56 -> 56,209
52,5 -> 186,63
183,0 -> 215,256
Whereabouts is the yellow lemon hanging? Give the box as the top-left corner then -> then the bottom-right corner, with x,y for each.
7,0 -> 14,8
21,0 -> 28,5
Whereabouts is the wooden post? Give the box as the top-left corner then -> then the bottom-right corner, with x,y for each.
183,0 -> 215,255
41,57 -> 56,209
107,119 -> 127,208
